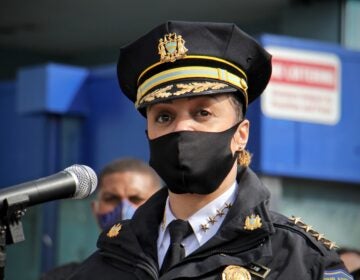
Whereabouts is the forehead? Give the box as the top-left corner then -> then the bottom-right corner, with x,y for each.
100,172 -> 150,191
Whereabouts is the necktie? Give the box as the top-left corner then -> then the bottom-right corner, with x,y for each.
160,219 -> 193,274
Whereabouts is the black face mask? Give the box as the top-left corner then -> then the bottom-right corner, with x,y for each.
147,123 -> 240,194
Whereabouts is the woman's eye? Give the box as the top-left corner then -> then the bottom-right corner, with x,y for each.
197,109 -> 211,117
155,113 -> 172,123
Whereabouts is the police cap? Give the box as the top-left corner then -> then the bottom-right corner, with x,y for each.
117,20 -> 272,115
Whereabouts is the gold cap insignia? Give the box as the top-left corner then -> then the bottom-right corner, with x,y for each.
244,214 -> 262,231
222,265 -> 252,280
107,223 -> 122,238
158,33 -> 188,63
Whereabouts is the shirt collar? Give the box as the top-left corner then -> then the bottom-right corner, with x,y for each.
159,181 -> 238,247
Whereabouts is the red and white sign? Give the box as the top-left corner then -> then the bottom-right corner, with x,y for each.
261,47 -> 341,125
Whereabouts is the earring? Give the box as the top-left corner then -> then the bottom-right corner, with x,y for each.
237,149 -> 252,167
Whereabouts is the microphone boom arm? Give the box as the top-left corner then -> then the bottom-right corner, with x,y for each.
0,194 -> 30,280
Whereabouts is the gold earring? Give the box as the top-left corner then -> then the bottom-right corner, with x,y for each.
237,149 -> 252,167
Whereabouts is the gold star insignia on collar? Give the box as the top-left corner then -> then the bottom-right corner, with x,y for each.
224,202 -> 232,209
199,200 -> 233,232
216,209 -> 225,217
107,223 -> 122,238
201,223 -> 210,232
208,216 -> 217,225
244,214 -> 262,231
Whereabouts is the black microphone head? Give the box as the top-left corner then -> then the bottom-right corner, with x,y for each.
64,164 -> 98,199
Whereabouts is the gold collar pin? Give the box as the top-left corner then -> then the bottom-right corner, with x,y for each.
244,214 -> 262,231
107,223 -> 122,238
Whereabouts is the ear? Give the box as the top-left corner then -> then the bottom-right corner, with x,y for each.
231,119 -> 250,152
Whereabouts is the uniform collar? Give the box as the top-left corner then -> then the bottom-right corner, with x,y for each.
192,167 -> 275,256
158,181 -> 238,248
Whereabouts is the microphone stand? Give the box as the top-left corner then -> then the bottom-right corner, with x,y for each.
0,195 -> 29,280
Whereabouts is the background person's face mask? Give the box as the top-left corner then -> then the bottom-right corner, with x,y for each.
148,122 -> 240,194
97,199 -> 137,230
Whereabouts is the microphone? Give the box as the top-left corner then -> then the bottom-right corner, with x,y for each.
0,164 -> 98,213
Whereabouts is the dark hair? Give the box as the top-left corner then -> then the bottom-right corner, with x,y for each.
228,93 -> 244,122
99,157 -> 162,188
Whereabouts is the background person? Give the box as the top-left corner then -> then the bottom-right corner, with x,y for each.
92,157 -> 163,230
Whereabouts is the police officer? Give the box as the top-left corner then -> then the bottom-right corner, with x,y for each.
69,21 -> 352,280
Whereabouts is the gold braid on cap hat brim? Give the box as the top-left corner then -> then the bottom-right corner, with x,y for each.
135,55 -> 248,108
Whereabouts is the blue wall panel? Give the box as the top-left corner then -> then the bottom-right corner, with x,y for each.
82,65 -> 148,172
17,64 -> 89,115
1,64 -> 149,184
0,82 -> 48,188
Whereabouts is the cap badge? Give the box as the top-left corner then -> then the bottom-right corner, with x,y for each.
158,33 -> 188,63
222,265 -> 252,280
107,223 -> 122,238
244,214 -> 262,231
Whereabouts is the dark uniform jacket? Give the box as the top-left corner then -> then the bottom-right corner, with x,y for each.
68,168 -> 350,280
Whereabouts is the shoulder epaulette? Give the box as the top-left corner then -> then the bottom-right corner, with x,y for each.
288,216 -> 338,250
